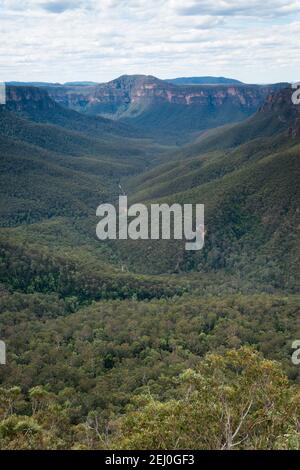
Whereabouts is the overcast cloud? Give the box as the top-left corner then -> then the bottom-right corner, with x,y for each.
0,0 -> 299,83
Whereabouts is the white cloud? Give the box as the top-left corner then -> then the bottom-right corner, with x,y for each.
173,0 -> 300,18
40,1 -> 87,13
0,0 -> 299,83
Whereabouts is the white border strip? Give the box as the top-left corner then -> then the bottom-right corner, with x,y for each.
0,82 -> 6,105
0,340 -> 6,365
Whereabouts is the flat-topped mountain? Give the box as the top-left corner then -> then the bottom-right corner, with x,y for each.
43,75 -> 287,143
46,74 -> 283,115
165,76 -> 244,85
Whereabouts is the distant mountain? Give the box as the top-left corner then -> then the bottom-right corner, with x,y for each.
8,81 -> 99,87
165,76 -> 244,85
45,74 -> 288,143
7,81 -> 62,87
63,81 -> 99,86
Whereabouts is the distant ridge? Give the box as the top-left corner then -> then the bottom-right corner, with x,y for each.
8,77 -> 244,87
7,81 -> 99,87
5,76 -> 288,143
63,81 -> 99,86
43,74 -> 286,143
165,76 -> 244,85
7,81 -> 62,87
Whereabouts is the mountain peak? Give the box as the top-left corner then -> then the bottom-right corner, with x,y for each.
113,74 -> 159,81
106,74 -> 166,88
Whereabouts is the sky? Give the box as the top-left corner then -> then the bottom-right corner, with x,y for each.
0,0 -> 300,84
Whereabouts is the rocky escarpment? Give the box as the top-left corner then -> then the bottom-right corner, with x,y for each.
6,85 -> 59,116
259,86 -> 300,138
46,75 -> 286,119
5,77 -> 290,143
3,85 -> 139,139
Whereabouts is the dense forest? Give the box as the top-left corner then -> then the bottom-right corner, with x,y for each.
0,83 -> 299,449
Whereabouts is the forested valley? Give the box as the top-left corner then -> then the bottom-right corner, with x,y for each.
0,82 -> 299,449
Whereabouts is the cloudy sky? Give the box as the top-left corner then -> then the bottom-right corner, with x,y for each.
0,0 -> 300,83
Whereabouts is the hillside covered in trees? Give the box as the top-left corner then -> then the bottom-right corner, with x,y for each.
0,83 -> 299,450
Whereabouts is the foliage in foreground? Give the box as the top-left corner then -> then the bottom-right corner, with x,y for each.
113,348 -> 300,450
1,348 -> 300,450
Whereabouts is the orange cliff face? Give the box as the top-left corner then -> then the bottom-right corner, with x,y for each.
5,85 -> 58,113
45,75 -> 286,118
91,76 -> 271,108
